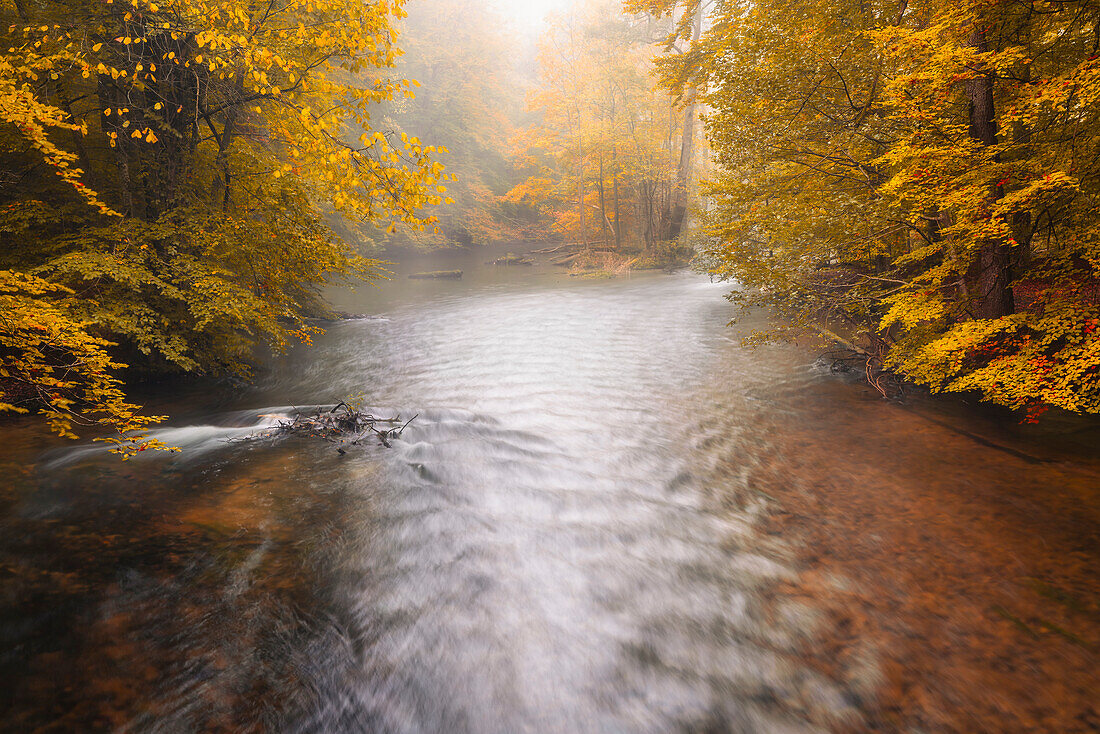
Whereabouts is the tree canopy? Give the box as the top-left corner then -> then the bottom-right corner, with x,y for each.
506,0 -> 706,258
638,0 -> 1100,418
1,0 -> 446,452
7,0 -> 1097,436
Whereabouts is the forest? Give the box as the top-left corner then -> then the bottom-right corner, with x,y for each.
2,0 -> 1100,450
646,0 -> 1100,423
2,2 -> 1099,733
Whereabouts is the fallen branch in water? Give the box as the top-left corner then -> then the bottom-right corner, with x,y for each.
809,323 -> 907,401
529,239 -> 611,254
820,344 -> 905,402
232,404 -> 417,452
551,253 -> 582,266
529,243 -> 577,254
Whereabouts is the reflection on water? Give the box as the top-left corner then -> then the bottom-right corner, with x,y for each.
1,252 -> 1098,732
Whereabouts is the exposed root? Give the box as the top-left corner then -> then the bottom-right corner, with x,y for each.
822,346 -> 906,402
812,323 -> 906,401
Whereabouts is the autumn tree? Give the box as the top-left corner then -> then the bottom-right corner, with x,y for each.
0,0 -> 446,450
364,0 -> 538,248
508,0 -> 699,254
875,0 -> 1100,416
640,0 -> 1100,417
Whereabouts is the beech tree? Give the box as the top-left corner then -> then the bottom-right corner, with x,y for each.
0,0 -> 446,451
875,0 -> 1100,417
640,0 -> 1100,417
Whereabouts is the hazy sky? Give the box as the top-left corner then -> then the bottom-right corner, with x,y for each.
492,0 -> 573,29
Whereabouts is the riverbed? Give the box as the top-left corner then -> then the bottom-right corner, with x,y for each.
1,248 -> 1098,732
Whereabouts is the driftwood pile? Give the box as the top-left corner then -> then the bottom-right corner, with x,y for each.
238,403 -> 417,453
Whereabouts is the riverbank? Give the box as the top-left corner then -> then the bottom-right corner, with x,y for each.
756,391 -> 1100,732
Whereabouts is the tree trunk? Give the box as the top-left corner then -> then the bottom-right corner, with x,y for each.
597,154 -> 610,244
612,144 -> 622,249
97,76 -> 135,217
577,143 -> 586,249
664,0 -> 702,243
212,105 -> 240,210
57,93 -> 93,183
147,32 -> 200,214
965,24 -> 1013,319
1009,40 -> 1033,276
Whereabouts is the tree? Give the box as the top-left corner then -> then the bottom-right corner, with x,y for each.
662,0 -> 701,242
508,0 -> 697,253
874,0 -> 1100,417
0,0 -> 446,450
366,0 -> 533,248
639,0 -> 1100,417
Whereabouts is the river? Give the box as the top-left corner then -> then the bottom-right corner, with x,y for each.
1,248 -> 1098,732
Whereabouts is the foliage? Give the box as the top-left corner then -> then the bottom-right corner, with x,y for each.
0,0 -> 444,444
366,0 -> 531,248
641,0 -> 1100,417
508,0 -> 703,250
0,269 -> 170,455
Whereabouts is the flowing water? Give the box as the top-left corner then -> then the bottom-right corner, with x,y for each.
2,250 -> 1098,732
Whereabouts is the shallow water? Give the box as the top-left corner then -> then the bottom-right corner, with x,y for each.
2,250 -> 1098,732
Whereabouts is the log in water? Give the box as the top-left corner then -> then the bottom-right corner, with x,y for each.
407,269 -> 462,279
